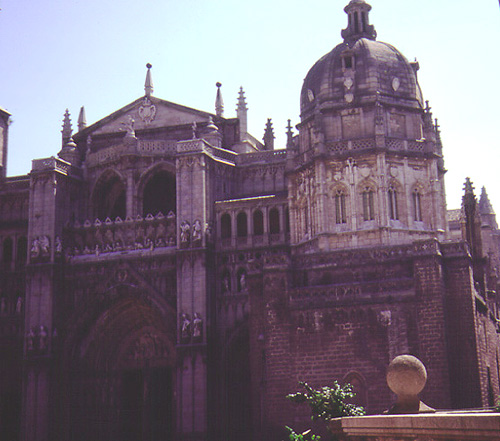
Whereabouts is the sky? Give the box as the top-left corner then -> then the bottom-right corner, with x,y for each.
0,0 -> 499,213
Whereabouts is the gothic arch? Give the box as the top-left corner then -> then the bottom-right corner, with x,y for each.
91,169 -> 127,221
329,182 -> 350,228
138,163 -> 177,217
342,371 -> 368,409
357,179 -> 377,223
60,282 -> 177,441
386,178 -> 405,224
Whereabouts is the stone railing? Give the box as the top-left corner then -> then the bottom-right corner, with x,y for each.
64,212 -> 176,257
326,138 -> 429,155
235,149 -> 287,165
32,156 -> 71,175
329,412 -> 500,440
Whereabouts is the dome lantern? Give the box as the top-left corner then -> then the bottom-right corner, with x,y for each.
341,0 -> 376,44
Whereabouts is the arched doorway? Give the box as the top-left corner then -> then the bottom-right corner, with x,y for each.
62,289 -> 176,441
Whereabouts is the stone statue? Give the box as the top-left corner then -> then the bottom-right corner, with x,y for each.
26,328 -> 35,352
38,325 -> 48,352
192,313 -> 203,341
55,236 -> 62,254
180,221 -> 190,244
30,238 -> 40,259
192,219 -> 202,243
15,296 -> 22,315
180,313 -> 191,341
205,222 -> 212,241
239,272 -> 246,291
222,274 -> 230,293
39,235 -> 50,256
122,115 -> 136,138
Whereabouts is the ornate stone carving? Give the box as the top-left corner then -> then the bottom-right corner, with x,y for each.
138,97 -> 156,125
180,221 -> 190,245
192,219 -> 202,244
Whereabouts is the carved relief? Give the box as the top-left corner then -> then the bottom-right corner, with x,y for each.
138,97 -> 157,125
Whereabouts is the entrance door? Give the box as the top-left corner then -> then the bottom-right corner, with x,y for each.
121,368 -> 174,441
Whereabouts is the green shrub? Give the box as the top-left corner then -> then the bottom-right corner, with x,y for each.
287,381 -> 366,421
285,426 -> 321,441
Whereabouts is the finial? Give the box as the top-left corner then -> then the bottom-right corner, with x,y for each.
237,87 -> 248,139
78,106 -> 87,131
286,119 -> 295,150
263,118 -> 275,150
479,187 -> 495,215
215,82 -> 224,117
464,177 -> 475,195
341,0 -> 376,44
62,109 -> 73,147
145,63 -> 154,97
237,86 -> 247,111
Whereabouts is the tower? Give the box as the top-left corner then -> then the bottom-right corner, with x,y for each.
289,0 -> 447,250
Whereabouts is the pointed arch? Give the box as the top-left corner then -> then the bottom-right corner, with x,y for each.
138,162 -> 177,217
358,179 -> 377,222
91,169 -> 126,220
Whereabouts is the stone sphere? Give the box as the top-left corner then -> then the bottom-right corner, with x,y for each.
386,355 -> 427,397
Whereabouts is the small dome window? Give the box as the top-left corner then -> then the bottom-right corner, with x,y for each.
342,53 -> 354,70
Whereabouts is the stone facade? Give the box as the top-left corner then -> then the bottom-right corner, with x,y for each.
0,2 -> 500,441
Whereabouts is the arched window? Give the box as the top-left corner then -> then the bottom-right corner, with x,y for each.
362,187 -> 374,221
237,212 -> 248,237
269,208 -> 280,234
335,189 -> 347,224
413,189 -> 423,222
93,172 -> 126,220
388,185 -> 398,220
221,213 -> 232,239
253,210 -> 264,236
143,171 -> 176,217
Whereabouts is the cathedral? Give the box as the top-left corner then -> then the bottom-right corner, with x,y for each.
1,1 -> 500,440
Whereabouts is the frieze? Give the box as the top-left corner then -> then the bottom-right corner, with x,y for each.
292,239 -> 442,269
64,211 -> 176,257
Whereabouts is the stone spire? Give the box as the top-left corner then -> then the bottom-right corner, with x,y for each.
61,109 -> 73,147
59,110 -> 79,164
77,106 -> 87,132
286,119 -> 295,150
479,187 -> 495,215
145,63 -> 154,97
215,82 -> 224,117
479,187 -> 498,229
263,118 -> 275,150
341,0 -> 376,44
237,87 -> 248,139
462,178 -> 483,266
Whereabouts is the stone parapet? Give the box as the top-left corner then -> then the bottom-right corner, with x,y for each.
329,412 -> 500,441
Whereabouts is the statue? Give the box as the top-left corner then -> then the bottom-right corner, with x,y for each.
30,237 -> 40,259
192,313 -> 203,341
38,325 -> 48,352
205,222 -> 212,241
192,219 -> 202,243
26,328 -> 35,352
180,221 -> 190,244
55,236 -> 62,254
180,313 -> 191,342
39,235 -> 50,256
121,115 -> 136,138
239,272 -> 247,291
15,296 -> 22,315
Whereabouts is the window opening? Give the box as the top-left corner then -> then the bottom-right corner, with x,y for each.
335,190 -> 347,224
388,186 -> 399,220
362,188 -> 374,221
269,208 -> 280,234
237,212 -> 248,237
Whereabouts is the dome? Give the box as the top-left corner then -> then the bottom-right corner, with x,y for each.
300,2 -> 423,119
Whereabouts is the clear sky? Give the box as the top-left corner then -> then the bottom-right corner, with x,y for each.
0,0 -> 499,213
